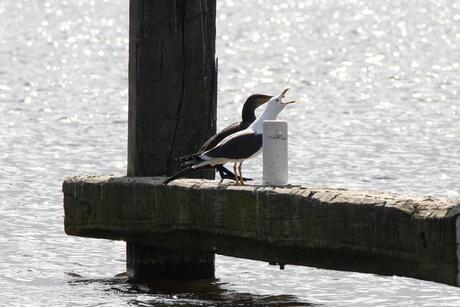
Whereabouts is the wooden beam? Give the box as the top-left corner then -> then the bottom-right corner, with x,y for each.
63,176 -> 460,286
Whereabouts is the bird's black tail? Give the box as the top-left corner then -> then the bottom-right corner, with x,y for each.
162,166 -> 194,185
175,153 -> 200,165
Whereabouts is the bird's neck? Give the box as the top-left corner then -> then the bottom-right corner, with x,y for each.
241,102 -> 257,122
249,103 -> 284,133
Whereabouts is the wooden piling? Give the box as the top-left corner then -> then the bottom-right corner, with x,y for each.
127,0 -> 217,177
126,0 -> 217,280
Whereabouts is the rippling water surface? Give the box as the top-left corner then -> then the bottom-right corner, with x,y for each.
1,0 -> 459,305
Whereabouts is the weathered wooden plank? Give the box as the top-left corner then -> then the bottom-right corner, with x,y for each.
127,0 -> 217,177
63,176 -> 460,286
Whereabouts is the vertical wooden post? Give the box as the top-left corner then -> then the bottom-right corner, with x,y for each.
128,0 -> 217,177
126,0 -> 217,281
456,216 -> 460,286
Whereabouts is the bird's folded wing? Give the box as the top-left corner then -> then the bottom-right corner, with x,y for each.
204,131 -> 262,160
198,121 -> 243,153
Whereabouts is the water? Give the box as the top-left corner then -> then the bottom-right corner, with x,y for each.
1,0 -> 459,305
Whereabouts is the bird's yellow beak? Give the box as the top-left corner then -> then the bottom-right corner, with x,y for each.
280,88 -> 295,105
281,88 -> 289,97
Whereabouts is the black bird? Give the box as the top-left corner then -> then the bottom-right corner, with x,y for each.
163,94 -> 272,184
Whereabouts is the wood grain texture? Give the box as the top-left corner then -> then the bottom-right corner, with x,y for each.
63,176 -> 460,286
127,0 -> 217,176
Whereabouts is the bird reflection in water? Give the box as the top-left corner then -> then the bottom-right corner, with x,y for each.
69,273 -> 317,306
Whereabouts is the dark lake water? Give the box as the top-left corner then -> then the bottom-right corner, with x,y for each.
1,0 -> 459,305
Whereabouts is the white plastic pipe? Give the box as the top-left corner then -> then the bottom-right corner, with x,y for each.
263,120 -> 288,185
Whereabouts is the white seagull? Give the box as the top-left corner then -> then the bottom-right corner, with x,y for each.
190,88 -> 295,185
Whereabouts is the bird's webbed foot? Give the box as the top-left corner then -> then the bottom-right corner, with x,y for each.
220,165 -> 252,182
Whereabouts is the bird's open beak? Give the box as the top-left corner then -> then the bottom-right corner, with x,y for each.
281,88 -> 289,97
280,88 -> 296,105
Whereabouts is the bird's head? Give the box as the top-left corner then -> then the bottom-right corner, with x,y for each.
251,94 -> 273,108
248,88 -> 296,131
242,94 -> 273,122
267,88 -> 295,111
